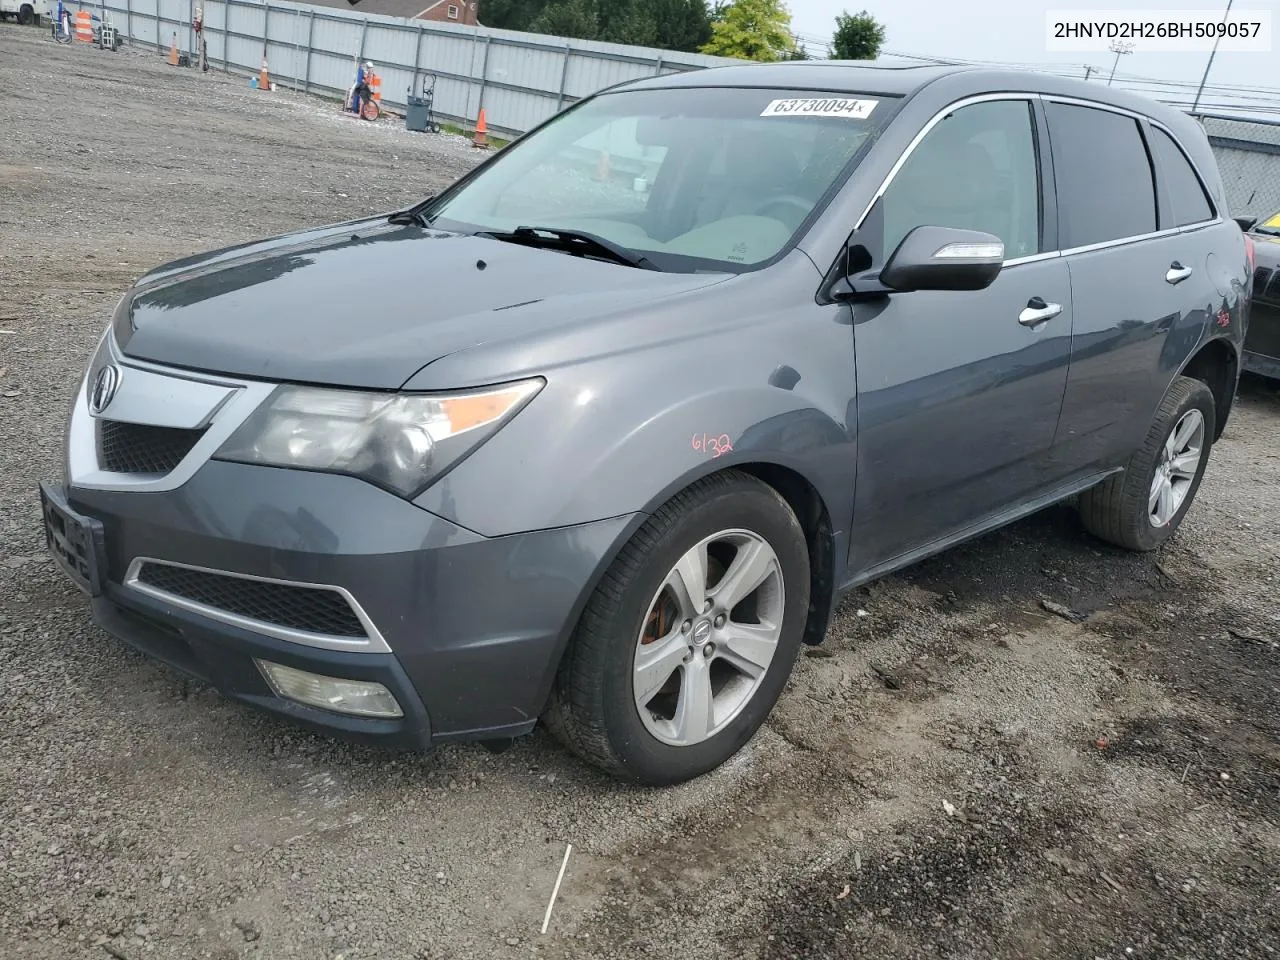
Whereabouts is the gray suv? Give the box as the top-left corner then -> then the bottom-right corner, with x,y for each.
40,63 -> 1250,785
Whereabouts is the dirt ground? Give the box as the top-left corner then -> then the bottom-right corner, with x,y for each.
2,24 -> 1279,960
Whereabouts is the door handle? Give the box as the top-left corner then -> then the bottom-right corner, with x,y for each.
1018,297 -> 1063,327
1166,262 -> 1193,284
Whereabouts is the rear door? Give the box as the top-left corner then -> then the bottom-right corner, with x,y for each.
1046,100 -> 1222,471
847,96 -> 1075,571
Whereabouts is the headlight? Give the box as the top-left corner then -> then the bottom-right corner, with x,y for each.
214,379 -> 543,497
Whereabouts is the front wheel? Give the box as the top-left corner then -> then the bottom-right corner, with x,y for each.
543,471 -> 811,785
1077,375 -> 1215,552
17,3 -> 34,24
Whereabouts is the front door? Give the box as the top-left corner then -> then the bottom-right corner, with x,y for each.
846,96 -> 1075,572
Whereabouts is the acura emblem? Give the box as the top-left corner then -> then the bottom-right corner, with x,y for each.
90,364 -> 121,415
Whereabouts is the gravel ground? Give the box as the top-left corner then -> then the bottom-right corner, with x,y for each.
3,24 -> 1280,960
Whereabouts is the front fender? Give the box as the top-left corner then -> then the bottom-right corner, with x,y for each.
411,315 -> 858,541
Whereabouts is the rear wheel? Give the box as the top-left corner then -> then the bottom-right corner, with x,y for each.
18,4 -> 34,24
1078,375 -> 1215,552
543,471 -> 810,785
360,99 -> 380,122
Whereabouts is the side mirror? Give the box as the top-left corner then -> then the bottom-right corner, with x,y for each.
879,225 -> 1005,293
1234,215 -> 1258,233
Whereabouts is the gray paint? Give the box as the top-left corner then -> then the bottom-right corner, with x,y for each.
54,63 -> 1249,746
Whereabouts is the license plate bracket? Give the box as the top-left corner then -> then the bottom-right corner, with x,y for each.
38,481 -> 106,597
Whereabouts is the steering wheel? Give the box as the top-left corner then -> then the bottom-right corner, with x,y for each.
750,194 -> 813,225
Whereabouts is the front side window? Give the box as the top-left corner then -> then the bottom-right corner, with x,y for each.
425,87 -> 895,272
879,99 -> 1042,263
1045,102 -> 1157,248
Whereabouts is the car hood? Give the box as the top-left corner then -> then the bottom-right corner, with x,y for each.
113,216 -> 729,389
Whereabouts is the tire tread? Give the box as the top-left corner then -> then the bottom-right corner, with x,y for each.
544,470 -> 795,779
1078,375 -> 1214,552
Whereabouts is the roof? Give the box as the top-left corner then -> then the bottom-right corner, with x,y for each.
623,61 -> 1195,125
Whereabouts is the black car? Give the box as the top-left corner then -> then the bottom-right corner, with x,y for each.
1241,211 -> 1280,379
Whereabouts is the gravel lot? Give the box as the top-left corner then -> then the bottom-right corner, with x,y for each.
3,24 -> 1279,960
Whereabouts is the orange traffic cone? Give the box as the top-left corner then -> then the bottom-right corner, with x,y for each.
472,109 -> 489,149
167,32 -> 179,65
259,57 -> 271,91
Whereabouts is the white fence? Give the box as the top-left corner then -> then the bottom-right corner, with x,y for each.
81,0 -> 734,137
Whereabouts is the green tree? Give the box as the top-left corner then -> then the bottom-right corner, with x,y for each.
647,0 -> 713,52
699,0 -> 795,62
830,9 -> 885,60
530,0 -> 599,39
478,0 -> 548,30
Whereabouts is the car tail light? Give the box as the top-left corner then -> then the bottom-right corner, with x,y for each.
1245,233 -> 1256,272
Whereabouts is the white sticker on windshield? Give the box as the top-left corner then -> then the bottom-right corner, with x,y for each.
760,97 -> 878,119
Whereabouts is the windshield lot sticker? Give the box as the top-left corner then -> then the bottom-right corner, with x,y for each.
760,98 -> 878,119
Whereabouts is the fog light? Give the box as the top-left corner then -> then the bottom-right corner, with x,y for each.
256,660 -> 403,719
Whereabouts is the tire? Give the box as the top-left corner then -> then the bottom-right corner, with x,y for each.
1078,375 -> 1215,552
543,470 -> 811,786
18,3 -> 34,24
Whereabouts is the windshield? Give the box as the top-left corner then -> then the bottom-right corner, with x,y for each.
424,87 -> 896,272
1255,211 -> 1280,237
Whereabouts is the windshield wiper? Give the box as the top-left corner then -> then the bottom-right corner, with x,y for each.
476,225 -> 659,270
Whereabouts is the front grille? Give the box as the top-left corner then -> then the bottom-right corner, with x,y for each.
97,420 -> 205,475
135,563 -> 368,638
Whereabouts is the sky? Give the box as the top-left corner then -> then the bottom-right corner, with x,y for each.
784,0 -> 1280,117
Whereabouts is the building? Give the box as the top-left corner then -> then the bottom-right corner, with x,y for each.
306,0 -> 478,26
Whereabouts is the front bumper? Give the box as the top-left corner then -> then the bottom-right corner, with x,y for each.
47,331 -> 636,747
1245,283 -> 1280,380
49,464 -> 634,746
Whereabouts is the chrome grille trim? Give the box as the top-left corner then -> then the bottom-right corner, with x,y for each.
123,557 -> 392,654
67,328 -> 277,493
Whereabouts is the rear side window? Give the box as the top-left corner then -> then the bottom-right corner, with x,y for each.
1045,102 -> 1156,248
1149,127 -> 1215,226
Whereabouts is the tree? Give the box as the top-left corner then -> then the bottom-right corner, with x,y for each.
479,0 -> 548,30
786,39 -> 809,60
830,9 -> 885,60
530,0 -> 599,39
699,0 -> 795,62
647,0 -> 713,52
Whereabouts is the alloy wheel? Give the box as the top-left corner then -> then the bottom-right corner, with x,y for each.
1149,408 -> 1205,527
633,529 -> 785,747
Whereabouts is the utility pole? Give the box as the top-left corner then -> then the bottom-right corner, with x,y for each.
1192,0 -> 1234,115
1083,65 -> 1094,81
1107,40 -> 1134,84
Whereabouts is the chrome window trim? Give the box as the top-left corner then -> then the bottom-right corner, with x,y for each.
1002,251 -> 1060,268
854,90 -> 1225,259
124,557 -> 392,654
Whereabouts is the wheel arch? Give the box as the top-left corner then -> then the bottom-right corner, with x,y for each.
1177,336 -> 1238,440
532,456 -> 843,719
